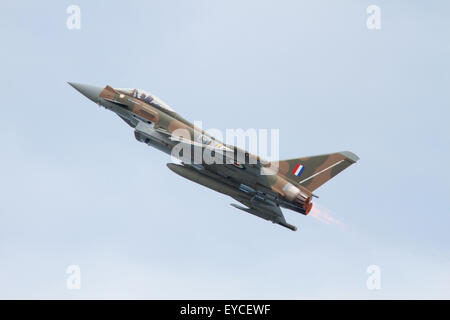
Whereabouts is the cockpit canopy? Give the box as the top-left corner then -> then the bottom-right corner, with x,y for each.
116,88 -> 175,113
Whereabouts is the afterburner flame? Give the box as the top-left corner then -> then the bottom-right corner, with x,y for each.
309,202 -> 344,228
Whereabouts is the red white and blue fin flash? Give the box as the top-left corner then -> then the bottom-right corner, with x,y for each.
292,163 -> 304,177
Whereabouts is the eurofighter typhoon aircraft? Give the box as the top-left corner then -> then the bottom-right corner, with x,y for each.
69,83 -> 359,231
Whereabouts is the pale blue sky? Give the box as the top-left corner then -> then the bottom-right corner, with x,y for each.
0,0 -> 449,299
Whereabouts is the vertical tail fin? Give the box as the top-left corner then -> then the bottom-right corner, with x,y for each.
274,151 -> 359,192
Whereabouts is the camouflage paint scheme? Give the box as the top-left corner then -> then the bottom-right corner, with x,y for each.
69,83 -> 359,231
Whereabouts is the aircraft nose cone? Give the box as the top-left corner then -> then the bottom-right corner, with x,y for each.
68,82 -> 103,103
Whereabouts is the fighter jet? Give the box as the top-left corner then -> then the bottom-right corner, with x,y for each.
69,83 -> 359,231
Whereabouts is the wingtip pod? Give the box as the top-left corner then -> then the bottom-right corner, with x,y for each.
281,222 -> 297,231
230,203 -> 298,231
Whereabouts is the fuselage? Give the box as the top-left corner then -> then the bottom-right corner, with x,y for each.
70,83 -> 313,216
